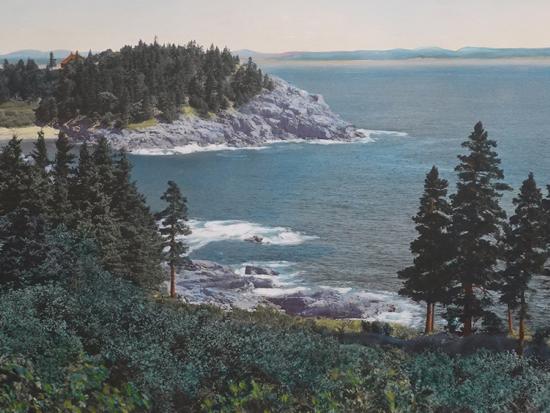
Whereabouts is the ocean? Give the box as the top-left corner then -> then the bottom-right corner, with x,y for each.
130,60 -> 550,327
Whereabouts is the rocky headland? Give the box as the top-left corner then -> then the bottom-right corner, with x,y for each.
65,77 -> 367,153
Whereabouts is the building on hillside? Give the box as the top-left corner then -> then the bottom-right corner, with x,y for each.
60,51 -> 83,68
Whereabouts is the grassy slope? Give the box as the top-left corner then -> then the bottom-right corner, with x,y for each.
0,101 -> 36,128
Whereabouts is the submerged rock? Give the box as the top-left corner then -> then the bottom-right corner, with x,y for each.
82,78 -> 365,153
244,265 -> 279,276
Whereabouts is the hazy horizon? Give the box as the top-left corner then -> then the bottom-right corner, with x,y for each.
2,0 -> 550,55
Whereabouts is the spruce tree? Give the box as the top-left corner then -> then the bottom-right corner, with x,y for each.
450,122 -> 510,336
50,132 -> 75,226
26,130 -> 52,217
500,173 -> 547,352
399,166 -> 453,333
111,151 -> 163,287
157,181 -> 191,298
0,136 -> 29,216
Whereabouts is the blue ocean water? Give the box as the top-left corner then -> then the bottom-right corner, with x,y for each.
131,60 -> 550,324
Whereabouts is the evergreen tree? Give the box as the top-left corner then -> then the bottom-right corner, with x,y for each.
500,173 -> 547,353
111,151 -> 163,287
398,166 -> 453,334
50,132 -> 75,226
0,207 -> 48,288
450,122 -> 510,336
156,181 -> 191,298
0,136 -> 29,215
25,130 -> 52,217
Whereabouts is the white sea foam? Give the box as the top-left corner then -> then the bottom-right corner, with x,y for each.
131,143 -> 269,156
184,220 -> 318,252
357,129 -> 409,141
130,128 -> 411,156
253,286 -> 310,297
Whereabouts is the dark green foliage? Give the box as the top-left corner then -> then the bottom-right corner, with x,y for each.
111,151 -> 163,287
0,356 -> 149,412
0,136 -> 29,215
449,122 -> 510,335
0,42 -> 269,126
0,208 -> 48,287
399,166 -> 453,332
500,173 -> 547,349
157,181 -> 191,296
50,131 -> 75,226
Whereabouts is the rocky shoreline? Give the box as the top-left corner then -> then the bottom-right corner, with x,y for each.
62,77 -> 367,153
172,260 -> 422,323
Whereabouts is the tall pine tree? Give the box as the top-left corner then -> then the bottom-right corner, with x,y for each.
111,151 -> 163,287
50,132 -> 75,226
399,166 -> 453,334
156,181 -> 191,298
500,173 -> 547,352
450,122 -> 509,336
0,136 -> 29,216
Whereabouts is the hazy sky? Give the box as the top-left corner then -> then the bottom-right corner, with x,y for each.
2,0 -> 550,53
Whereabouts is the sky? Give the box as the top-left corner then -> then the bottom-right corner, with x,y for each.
2,0 -> 550,54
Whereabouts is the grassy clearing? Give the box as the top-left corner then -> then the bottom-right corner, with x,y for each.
0,101 -> 36,128
127,118 -> 159,130
180,104 -> 197,117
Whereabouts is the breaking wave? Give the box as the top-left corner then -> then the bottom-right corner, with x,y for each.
185,220 -> 318,252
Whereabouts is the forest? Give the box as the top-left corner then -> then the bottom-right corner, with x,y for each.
0,41 -> 273,128
0,123 -> 549,412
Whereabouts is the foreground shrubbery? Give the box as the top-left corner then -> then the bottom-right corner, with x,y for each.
0,231 -> 549,412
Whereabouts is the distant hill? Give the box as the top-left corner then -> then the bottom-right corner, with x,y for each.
0,49 -> 72,65
236,47 -> 550,61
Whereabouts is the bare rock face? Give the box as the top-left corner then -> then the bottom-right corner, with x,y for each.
98,78 -> 364,153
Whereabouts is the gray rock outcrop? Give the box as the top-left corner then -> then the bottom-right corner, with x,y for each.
95,77 -> 366,153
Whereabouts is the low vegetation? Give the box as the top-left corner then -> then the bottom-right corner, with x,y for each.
0,128 -> 549,411
0,100 -> 35,127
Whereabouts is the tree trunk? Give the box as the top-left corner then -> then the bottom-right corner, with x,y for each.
507,306 -> 515,336
424,302 -> 432,334
170,263 -> 176,298
517,295 -> 526,355
463,283 -> 473,336
430,303 -> 436,333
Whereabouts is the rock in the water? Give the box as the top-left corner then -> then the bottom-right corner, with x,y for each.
244,235 -> 264,244
244,265 -> 279,276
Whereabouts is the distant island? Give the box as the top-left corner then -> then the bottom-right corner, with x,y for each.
237,46 -> 550,61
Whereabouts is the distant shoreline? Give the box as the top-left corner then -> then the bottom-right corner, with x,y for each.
257,56 -> 550,67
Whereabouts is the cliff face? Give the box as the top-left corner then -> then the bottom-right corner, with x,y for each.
101,77 -> 364,153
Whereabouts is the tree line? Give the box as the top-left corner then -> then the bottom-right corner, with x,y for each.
399,122 -> 549,351
0,132 -> 190,293
0,41 -> 273,126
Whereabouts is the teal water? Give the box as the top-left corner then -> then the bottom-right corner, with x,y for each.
131,61 -> 550,325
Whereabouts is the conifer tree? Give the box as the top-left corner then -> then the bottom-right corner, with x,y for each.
50,132 -> 75,226
0,136 -> 29,216
450,122 -> 510,336
26,130 -> 52,217
500,173 -> 547,353
0,207 -> 48,287
111,151 -> 163,287
399,166 -> 453,333
157,181 -> 191,298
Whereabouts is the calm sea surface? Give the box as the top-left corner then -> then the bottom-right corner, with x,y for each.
130,60 -> 550,325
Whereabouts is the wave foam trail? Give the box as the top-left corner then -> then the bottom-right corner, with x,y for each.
356,129 -> 409,141
185,220 -> 318,252
131,143 -> 269,156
